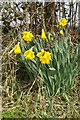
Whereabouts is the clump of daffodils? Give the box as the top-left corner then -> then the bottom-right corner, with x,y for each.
37,49 -> 52,64
8,20 -> 67,64
22,31 -> 34,41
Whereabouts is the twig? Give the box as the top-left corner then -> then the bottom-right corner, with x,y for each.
27,62 -> 41,95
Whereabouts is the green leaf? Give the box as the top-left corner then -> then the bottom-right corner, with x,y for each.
49,68 -> 56,71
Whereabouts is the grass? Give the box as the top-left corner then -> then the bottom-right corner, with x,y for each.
2,73 -> 80,118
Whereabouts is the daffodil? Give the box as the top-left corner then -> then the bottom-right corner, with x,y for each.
22,31 -> 34,41
22,34 -> 31,41
37,49 -> 52,64
22,31 -> 29,35
59,18 -> 67,26
36,49 -> 45,58
41,29 -> 46,39
48,33 -> 54,40
40,52 -> 52,64
56,25 -> 59,28
8,44 -> 21,55
24,49 -> 35,60
60,30 -> 63,34
13,44 -> 21,54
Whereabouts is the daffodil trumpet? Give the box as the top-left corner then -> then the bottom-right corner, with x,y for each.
8,43 -> 21,55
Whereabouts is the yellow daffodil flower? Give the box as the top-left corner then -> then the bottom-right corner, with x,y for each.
41,29 -> 46,39
8,44 -> 21,55
22,31 -> 34,41
60,30 -> 64,34
36,49 -> 45,58
22,31 -> 29,35
40,52 -> 52,64
59,18 -> 67,26
48,33 -> 54,40
24,49 -> 35,60
37,49 -> 52,64
56,25 -> 59,28
13,44 -> 21,54
22,34 -> 31,41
